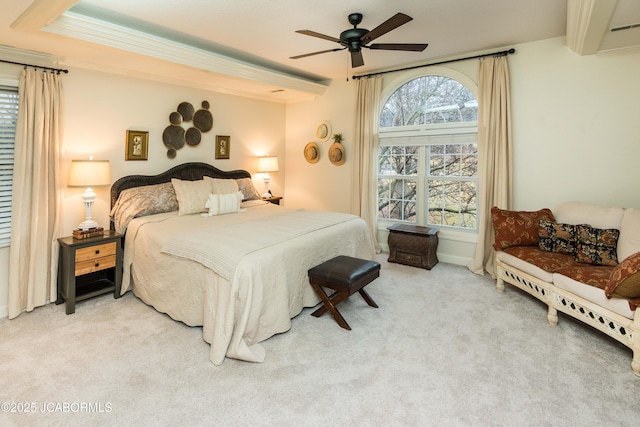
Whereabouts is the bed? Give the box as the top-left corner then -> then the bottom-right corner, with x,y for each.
110,162 -> 375,364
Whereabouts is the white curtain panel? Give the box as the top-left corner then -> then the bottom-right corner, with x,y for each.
351,75 -> 382,253
469,55 -> 513,277
8,69 -> 63,319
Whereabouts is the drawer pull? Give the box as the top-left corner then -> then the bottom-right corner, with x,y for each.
95,250 -> 100,255
95,262 -> 100,268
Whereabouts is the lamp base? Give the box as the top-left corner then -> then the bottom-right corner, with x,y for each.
77,219 -> 100,231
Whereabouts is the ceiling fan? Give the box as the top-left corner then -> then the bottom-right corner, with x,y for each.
290,12 -> 428,68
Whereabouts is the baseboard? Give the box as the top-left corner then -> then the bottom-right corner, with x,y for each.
437,253 -> 472,267
0,304 -> 7,320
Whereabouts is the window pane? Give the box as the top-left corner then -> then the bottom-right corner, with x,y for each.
378,145 -> 418,176
380,75 -> 477,127
377,177 -> 416,222
444,154 -> 460,176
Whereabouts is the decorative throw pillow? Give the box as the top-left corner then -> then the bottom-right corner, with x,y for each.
203,191 -> 244,216
538,219 -> 576,255
171,178 -> 211,216
206,177 -> 239,195
605,252 -> 640,299
235,177 -> 262,201
491,207 -> 556,250
110,182 -> 179,233
574,224 -> 620,266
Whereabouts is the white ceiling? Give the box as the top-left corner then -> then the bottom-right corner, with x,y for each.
2,0 -> 639,103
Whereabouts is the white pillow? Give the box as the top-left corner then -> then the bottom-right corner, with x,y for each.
203,191 -> 244,216
618,208 -> 640,262
553,201 -> 624,230
205,177 -> 239,194
171,178 -> 212,216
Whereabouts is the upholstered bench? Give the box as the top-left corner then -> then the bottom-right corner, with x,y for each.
308,255 -> 380,330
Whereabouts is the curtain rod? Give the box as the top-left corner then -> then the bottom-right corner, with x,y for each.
352,48 -> 515,80
0,58 -> 69,74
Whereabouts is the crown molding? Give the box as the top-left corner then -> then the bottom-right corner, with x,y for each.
60,57 -> 317,104
42,11 -> 327,97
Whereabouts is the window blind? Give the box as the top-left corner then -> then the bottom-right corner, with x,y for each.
0,86 -> 18,247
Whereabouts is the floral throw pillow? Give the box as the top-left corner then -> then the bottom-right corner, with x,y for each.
491,207 -> 555,250
538,220 -> 576,255
110,182 -> 178,233
605,252 -> 640,299
574,224 -> 620,266
235,177 -> 261,201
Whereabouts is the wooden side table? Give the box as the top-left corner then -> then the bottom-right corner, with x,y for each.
387,223 -> 439,270
56,231 -> 123,314
263,196 -> 282,205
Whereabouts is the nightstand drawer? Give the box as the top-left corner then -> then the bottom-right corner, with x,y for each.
75,255 -> 117,276
76,242 -> 117,262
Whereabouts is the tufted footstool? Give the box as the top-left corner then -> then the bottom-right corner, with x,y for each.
308,255 -> 380,330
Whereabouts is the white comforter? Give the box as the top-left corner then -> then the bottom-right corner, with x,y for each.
121,202 -> 374,364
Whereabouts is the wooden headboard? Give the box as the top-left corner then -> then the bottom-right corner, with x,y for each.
110,162 -> 251,211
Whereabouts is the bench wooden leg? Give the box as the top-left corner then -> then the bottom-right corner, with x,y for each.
358,288 -> 378,308
310,282 -> 352,330
311,289 -> 351,318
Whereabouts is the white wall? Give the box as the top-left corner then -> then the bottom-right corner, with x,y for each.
284,78 -> 357,213
285,36 -> 640,267
508,37 -> 640,210
0,64 -> 285,318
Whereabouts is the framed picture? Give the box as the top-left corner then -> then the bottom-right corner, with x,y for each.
215,135 -> 230,159
125,130 -> 148,160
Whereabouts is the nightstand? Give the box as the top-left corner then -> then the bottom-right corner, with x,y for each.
56,231 -> 123,314
263,196 -> 282,205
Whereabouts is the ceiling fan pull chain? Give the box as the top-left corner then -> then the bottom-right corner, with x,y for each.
346,54 -> 349,81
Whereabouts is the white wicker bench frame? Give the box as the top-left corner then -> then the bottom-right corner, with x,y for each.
496,259 -> 640,376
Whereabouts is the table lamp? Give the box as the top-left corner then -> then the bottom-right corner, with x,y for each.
68,159 -> 111,230
257,156 -> 279,198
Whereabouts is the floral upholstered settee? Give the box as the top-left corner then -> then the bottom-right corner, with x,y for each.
492,202 -> 640,376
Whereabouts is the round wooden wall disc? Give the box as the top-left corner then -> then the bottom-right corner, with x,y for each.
185,127 -> 201,146
163,125 -> 185,149
193,109 -> 213,132
169,112 -> 182,125
177,102 -> 194,121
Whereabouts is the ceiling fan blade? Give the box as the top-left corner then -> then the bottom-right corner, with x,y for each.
290,48 -> 345,59
361,13 -> 413,44
368,43 -> 428,52
351,50 -> 364,68
295,30 -> 342,44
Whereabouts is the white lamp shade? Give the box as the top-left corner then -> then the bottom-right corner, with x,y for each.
257,156 -> 279,173
68,160 -> 111,187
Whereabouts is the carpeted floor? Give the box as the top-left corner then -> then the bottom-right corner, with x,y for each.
1,254 -> 640,426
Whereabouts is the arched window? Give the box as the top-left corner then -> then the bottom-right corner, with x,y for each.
378,74 -> 478,230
